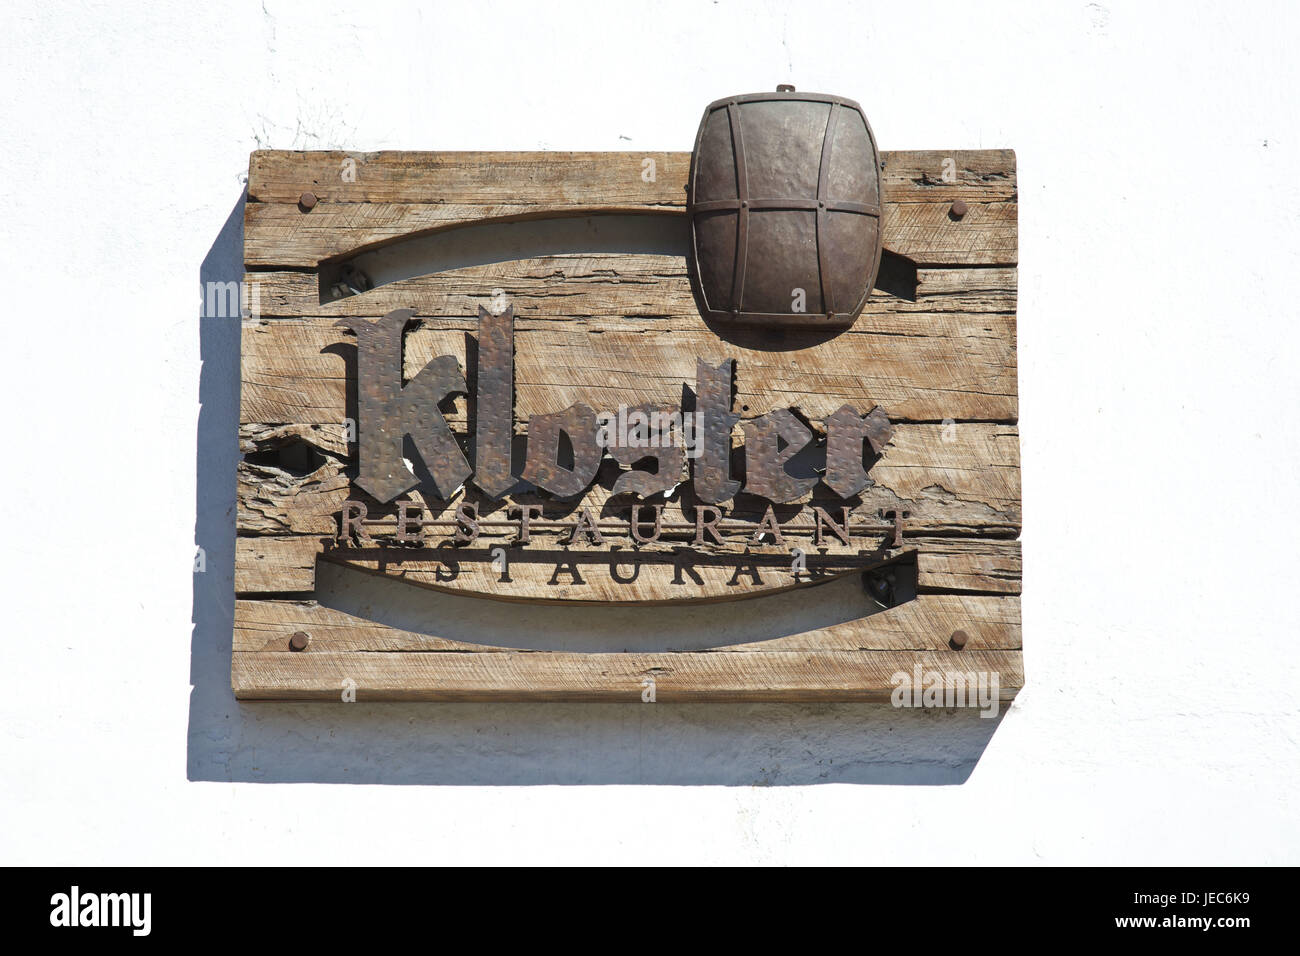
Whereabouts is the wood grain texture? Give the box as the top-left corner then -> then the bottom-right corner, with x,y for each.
236,422 -> 1020,541
244,149 -> 1016,267
232,533 -> 1020,602
234,593 -> 1021,654
233,648 -> 1023,702
235,147 -> 1020,700
235,535 -> 318,593
247,149 -> 1017,206
248,151 -> 692,206
245,263 -> 1017,319
232,597 -> 1021,702
240,314 -> 1018,425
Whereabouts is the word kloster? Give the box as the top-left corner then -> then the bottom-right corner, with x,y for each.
338,305 -> 893,507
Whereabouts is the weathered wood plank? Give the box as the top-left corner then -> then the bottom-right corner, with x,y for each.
318,541 -> 1022,603
239,316 -> 1018,425
235,536 -> 318,593
913,537 -> 1021,594
247,151 -> 692,206
246,148 -> 1016,205
882,201 -> 1016,266
240,421 -> 350,459
234,593 -> 1019,654
245,200 -> 1015,268
232,646 -> 1022,702
231,530 -> 1019,601
244,262 -> 1017,319
237,456 -> 351,537
235,421 -> 1021,540
879,149 -> 1018,202
244,149 -> 1016,267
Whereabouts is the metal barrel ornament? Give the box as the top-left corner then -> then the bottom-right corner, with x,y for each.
687,87 -> 883,330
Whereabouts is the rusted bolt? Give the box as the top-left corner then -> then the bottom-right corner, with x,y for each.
298,191 -> 318,211
949,629 -> 969,650
950,199 -> 968,219
777,84 -> 796,92
289,630 -> 310,652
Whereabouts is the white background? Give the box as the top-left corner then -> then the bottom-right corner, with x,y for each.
1,0 -> 1296,864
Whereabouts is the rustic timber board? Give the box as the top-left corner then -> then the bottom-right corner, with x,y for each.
234,148 -> 1020,702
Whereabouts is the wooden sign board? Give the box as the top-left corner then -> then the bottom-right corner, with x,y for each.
232,146 -> 1020,702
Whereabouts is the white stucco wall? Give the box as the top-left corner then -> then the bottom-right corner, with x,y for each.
1,0 -> 1296,864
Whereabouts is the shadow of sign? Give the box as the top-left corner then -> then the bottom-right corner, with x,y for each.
188,194 -> 1005,786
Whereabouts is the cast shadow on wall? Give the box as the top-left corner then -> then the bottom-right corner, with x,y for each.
187,193 -> 1006,786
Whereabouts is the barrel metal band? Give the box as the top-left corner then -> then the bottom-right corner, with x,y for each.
816,101 -> 842,315
689,198 -> 881,216
726,101 -> 750,315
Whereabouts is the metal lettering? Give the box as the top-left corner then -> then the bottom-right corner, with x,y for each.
741,408 -> 817,502
521,403 -> 602,499
694,359 -> 741,504
750,505 -> 786,547
473,305 -> 515,497
824,404 -> 892,498
512,504 -> 544,544
693,505 -> 725,546
629,504 -> 664,544
813,506 -> 853,548
568,507 -> 606,545
609,402 -> 684,497
454,501 -> 480,544
395,500 -> 423,544
339,500 -> 369,543
338,308 -> 470,502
